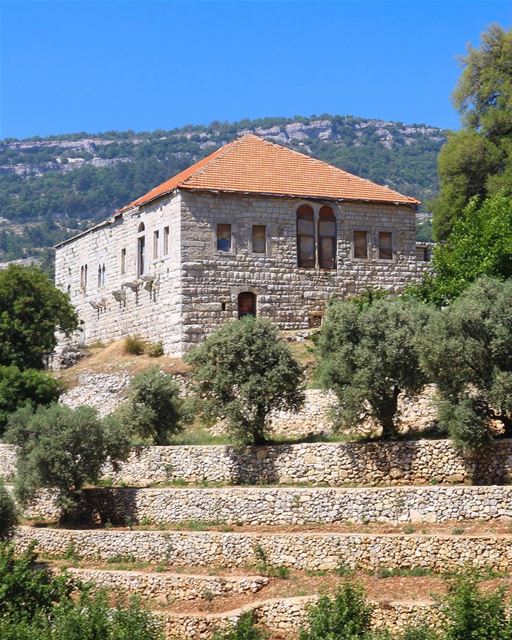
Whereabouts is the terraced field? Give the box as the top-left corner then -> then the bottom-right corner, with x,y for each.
5,439 -> 512,638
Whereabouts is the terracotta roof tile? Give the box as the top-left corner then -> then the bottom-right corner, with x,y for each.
119,134 -> 419,212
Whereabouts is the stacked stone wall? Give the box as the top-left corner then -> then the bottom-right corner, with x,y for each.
65,567 -> 268,602
179,191 -> 424,349
3,439 -> 512,487
160,597 -> 445,639
70,485 -> 512,526
14,527 -> 512,573
55,193 -> 184,353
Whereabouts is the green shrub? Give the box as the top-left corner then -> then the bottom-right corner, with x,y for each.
299,581 -> 381,640
0,543 -> 164,639
0,265 -> 79,370
316,295 -> 432,439
442,572 -> 512,640
123,335 -> 146,355
401,627 -> 439,640
116,367 -> 189,445
186,317 -> 305,445
5,403 -> 130,519
0,365 -> 62,436
0,481 -> 17,540
146,341 -> 164,358
212,612 -> 265,640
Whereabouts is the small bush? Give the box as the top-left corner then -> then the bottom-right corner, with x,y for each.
212,611 -> 265,640
0,365 -> 62,436
116,367 -> 189,445
0,543 -> 164,639
124,335 -> 146,355
299,581 -> 377,640
442,572 -> 512,640
401,627 -> 439,640
0,482 -> 17,540
146,341 -> 164,358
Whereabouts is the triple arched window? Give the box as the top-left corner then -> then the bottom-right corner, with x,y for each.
297,204 -> 336,269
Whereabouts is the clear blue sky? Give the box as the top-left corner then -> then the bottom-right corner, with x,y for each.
1,0 -> 511,139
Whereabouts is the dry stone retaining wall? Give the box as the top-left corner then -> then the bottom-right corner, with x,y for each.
65,567 -> 268,602
14,527 -> 512,573
160,597 -> 444,639
0,438 -> 501,487
70,485 -> 512,526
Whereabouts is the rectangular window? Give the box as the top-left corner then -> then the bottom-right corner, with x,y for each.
163,226 -> 169,256
120,248 -> 126,274
153,230 -> 160,259
378,231 -> 393,260
252,225 -> 266,253
353,231 -> 368,259
137,236 -> 145,276
217,223 -> 232,252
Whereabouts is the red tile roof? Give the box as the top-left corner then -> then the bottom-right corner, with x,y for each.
119,134 -> 419,212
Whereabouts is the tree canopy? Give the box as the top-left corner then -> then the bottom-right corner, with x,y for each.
0,265 -> 78,370
186,317 -> 305,445
316,294 -> 431,439
419,277 -> 512,451
433,24 -> 512,240
411,191 -> 512,305
5,404 -> 129,518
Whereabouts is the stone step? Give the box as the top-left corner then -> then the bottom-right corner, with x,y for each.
16,527 -> 512,573
28,484 -> 512,526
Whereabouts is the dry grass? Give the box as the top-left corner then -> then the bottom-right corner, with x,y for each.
57,340 -> 192,389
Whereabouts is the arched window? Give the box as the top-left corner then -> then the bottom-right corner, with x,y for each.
138,222 -> 145,233
318,205 -> 336,269
97,265 -> 102,288
296,205 -> 315,268
238,292 -> 256,319
102,264 -> 106,286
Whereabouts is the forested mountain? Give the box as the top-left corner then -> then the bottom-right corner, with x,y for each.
0,115 -> 446,262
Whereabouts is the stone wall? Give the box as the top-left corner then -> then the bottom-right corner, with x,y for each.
160,597 -> 444,639
65,567 -> 268,602
179,191 -> 426,351
55,192 -> 184,354
67,485 -> 512,526
3,439 -> 512,487
0,444 -> 16,482
56,186 -> 428,356
14,527 -> 512,573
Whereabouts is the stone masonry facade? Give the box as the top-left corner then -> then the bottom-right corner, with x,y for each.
55,182 -> 429,356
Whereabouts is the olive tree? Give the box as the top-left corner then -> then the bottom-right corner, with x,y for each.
186,317 -> 305,445
115,366 -> 190,445
316,295 -> 432,439
5,403 -> 130,519
419,277 -> 512,451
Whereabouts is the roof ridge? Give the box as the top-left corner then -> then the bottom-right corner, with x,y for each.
178,135 -> 248,186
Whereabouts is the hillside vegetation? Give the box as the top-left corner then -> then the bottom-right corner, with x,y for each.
0,114 -> 445,261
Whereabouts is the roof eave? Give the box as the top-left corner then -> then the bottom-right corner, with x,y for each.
178,185 -> 419,207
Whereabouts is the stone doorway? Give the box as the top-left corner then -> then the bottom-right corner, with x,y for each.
238,292 -> 256,319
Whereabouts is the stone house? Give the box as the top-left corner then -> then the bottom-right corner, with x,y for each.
55,134 -> 430,355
